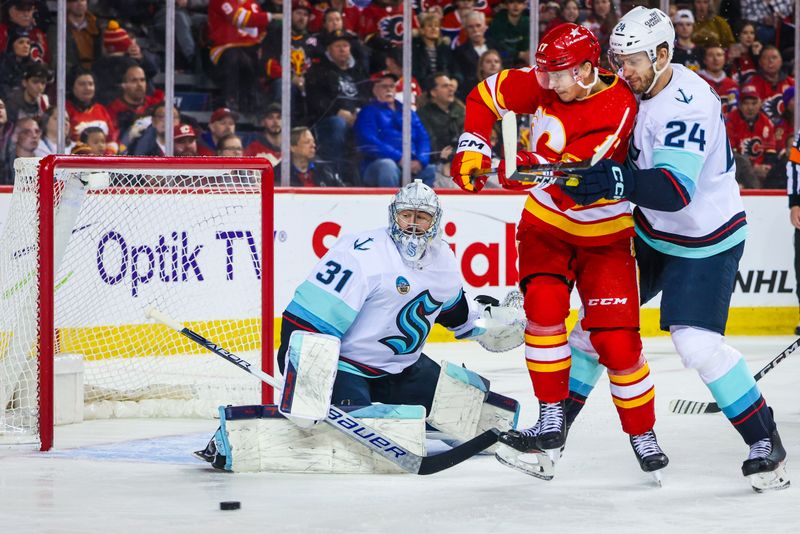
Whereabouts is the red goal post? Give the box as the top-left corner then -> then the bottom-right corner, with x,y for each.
1,155 -> 274,451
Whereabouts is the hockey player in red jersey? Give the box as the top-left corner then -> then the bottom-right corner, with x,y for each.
450,23 -> 668,480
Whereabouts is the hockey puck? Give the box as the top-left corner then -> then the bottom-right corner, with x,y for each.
220,501 -> 241,511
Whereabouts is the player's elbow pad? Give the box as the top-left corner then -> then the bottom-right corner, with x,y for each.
628,168 -> 692,212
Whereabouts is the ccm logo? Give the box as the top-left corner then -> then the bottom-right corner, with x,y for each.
587,297 -> 628,306
458,139 -> 486,150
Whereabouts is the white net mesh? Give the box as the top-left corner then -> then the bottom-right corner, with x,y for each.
1,157 -> 269,447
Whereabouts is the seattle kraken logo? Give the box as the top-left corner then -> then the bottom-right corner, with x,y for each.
379,290 -> 442,355
675,89 -> 693,104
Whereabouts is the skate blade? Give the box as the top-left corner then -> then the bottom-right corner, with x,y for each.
650,469 -> 663,487
749,462 -> 790,493
495,444 -> 555,481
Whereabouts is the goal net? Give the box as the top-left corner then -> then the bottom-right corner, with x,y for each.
0,156 -> 274,451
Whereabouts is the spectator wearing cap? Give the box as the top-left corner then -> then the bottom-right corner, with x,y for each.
0,27 -> 36,96
305,29 -> 368,177
452,11 -> 501,101
411,13 -> 455,93
92,20 -> 159,106
312,8 -> 366,72
277,126 -> 345,187
691,0 -> 735,49
173,123 -> 199,157
0,0 -> 48,63
727,20 -> 763,85
672,9 -> 704,72
747,45 -> 795,126
4,62 -> 49,122
775,87 -> 795,159
245,103 -> 281,166
487,0 -> 530,68
698,45 -> 738,114
35,106 -> 74,157
264,0 -> 316,123
207,0 -> 280,112
65,67 -> 119,153
47,0 -> 101,71
726,85 -> 776,186
419,73 -> 464,178
198,107 -> 238,156
354,70 -> 434,188
108,65 -> 165,145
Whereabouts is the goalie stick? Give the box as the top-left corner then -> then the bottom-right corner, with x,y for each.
669,337 -> 800,415
145,307 -> 500,474
472,107 -> 631,187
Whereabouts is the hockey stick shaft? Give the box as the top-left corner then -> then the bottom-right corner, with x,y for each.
669,337 -> 800,415
145,307 -> 499,474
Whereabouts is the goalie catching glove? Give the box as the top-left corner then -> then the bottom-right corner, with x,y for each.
464,291 -> 526,353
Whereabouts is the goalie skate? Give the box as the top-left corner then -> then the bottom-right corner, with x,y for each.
494,443 -> 555,481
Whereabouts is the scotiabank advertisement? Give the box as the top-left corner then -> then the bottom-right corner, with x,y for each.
0,189 -> 795,334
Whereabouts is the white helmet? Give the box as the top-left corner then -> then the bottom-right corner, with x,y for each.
609,6 -> 674,94
388,179 -> 442,265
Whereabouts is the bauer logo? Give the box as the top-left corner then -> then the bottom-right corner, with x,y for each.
395,276 -> 410,295
95,229 -> 261,297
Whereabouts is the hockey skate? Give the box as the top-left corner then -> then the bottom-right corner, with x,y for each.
629,430 -> 669,486
495,401 -> 566,480
742,428 -> 790,493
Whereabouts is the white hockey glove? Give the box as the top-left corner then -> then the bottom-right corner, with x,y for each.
471,290 -> 526,353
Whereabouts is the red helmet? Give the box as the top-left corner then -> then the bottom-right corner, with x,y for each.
535,24 -> 600,73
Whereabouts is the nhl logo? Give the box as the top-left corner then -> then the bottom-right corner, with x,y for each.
396,276 -> 411,295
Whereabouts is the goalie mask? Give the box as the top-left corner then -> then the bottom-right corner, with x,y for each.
534,23 -> 600,97
389,179 -> 442,265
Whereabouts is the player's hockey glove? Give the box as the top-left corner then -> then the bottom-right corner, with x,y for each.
497,151 -> 553,191
451,132 -> 492,192
560,159 -> 635,205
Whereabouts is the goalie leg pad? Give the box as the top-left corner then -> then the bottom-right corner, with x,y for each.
214,404 -> 426,473
279,331 -> 340,427
427,362 -> 489,442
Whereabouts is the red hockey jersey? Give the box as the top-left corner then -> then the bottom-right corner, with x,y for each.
725,109 -> 776,166
698,71 -> 739,114
208,0 -> 272,64
747,73 -> 795,125
66,100 -> 120,153
464,67 -> 637,246
356,3 -> 418,46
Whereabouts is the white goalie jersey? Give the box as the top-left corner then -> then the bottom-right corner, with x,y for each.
283,228 -> 480,374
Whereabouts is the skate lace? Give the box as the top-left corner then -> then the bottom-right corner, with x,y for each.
747,438 -> 772,460
539,402 -> 564,434
518,421 -> 540,438
631,431 -> 663,458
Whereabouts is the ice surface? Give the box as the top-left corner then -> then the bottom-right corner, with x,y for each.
1,337 -> 798,533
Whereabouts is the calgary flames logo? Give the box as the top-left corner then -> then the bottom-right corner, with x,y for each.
378,15 -> 405,42
741,137 -> 764,158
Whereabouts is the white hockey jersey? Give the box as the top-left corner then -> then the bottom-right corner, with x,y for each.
630,64 -> 747,258
284,228 -> 478,374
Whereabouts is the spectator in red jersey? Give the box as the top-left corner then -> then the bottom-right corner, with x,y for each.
207,0 -> 281,111
357,0 -> 419,51
671,9 -> 704,73
692,0 -> 735,48
439,0 -> 477,49
727,21 -> 762,85
747,45 -> 795,126
580,0 -> 618,57
66,67 -> 118,153
0,0 -> 47,63
216,133 -> 244,156
198,107 -> 238,156
92,21 -> 159,106
108,65 -> 164,146
698,44 -> 738,114
244,103 -> 281,166
383,46 -> 422,109
173,123 -> 199,157
79,126 -> 107,156
726,85 -> 777,185
48,0 -> 101,71
452,11 -> 501,101
3,58 -> 49,123
411,12 -> 455,92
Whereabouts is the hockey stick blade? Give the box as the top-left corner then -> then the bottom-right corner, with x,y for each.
669,336 -> 800,415
145,307 -> 500,474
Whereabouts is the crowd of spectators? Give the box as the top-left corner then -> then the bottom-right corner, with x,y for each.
0,0 -> 796,189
